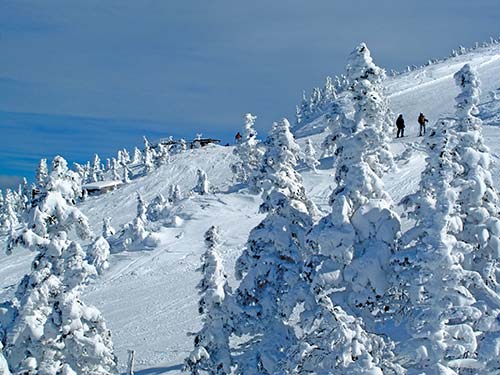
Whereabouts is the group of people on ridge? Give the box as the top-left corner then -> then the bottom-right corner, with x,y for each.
396,113 -> 429,138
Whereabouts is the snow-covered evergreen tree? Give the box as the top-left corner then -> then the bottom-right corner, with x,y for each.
2,190 -> 19,231
91,154 -> 103,182
286,290 -> 401,374
146,194 -> 168,222
102,217 -> 115,239
156,143 -> 170,166
304,45 -> 400,327
194,169 -> 210,195
230,119 -> 319,372
87,236 -> 111,275
302,139 -> 320,172
451,64 -> 500,294
169,184 -> 183,203
184,226 -> 232,374
253,118 -> 319,218
132,147 -> 142,165
5,168 -> 116,374
114,193 -> 160,251
346,43 -> 394,174
143,146 -> 155,174
231,113 -> 263,186
36,158 -> 49,194
48,156 -> 82,204
111,158 -> 121,181
392,120 -> 499,373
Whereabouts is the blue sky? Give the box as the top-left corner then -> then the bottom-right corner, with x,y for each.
1,0 -> 499,189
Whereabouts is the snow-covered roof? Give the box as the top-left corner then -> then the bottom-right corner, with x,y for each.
82,180 -> 123,190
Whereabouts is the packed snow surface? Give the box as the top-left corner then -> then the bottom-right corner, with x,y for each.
2,45 -> 500,374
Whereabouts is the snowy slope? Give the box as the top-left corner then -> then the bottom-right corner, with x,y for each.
1,46 -> 500,374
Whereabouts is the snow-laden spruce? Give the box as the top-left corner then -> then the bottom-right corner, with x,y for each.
112,193 -> 160,251
302,139 -> 320,172
452,64 -> 500,295
194,169 -> 210,195
231,113 -> 264,188
0,343 -> 11,375
229,119 -> 319,373
184,226 -> 232,375
4,156 -> 116,375
253,118 -> 319,218
307,43 -> 400,324
393,119 -> 500,373
346,43 -> 394,174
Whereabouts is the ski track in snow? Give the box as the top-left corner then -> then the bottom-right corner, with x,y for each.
1,46 -> 500,374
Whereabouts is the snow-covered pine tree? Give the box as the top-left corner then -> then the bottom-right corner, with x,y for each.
87,235 -> 111,275
102,217 -> 116,239
302,139 -> 320,172
36,158 -> 49,194
169,184 -> 183,203
132,146 -> 142,165
2,190 -> 19,231
5,168 -> 116,374
231,113 -> 263,186
111,158 -> 121,181
146,194 -> 168,222
184,226 -> 232,374
143,144 -> 155,174
91,154 -> 103,182
296,91 -> 311,125
392,119 -> 499,373
179,139 -> 188,153
346,42 -> 394,174
286,289 -> 401,374
115,193 -> 160,251
46,156 -> 83,205
230,119 -> 320,373
253,118 -> 319,219
122,161 -> 131,184
156,143 -> 170,166
304,44 -> 400,328
194,169 -> 210,195
451,64 -> 500,293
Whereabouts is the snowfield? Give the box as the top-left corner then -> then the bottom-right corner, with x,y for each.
2,43 -> 500,374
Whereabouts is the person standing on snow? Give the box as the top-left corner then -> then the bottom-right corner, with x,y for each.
396,114 -> 405,138
418,113 -> 429,136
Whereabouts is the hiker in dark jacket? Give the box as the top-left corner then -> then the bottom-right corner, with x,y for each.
418,113 -> 429,136
396,114 -> 405,138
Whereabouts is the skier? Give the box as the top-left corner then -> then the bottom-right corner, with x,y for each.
396,114 -> 405,138
417,112 -> 429,136
235,132 -> 242,143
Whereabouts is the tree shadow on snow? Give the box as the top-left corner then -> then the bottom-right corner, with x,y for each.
121,364 -> 183,375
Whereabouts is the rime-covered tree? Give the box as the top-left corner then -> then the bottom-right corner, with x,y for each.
5,164 -> 116,374
254,118 -> 319,219
346,43 -> 394,174
111,158 -> 121,181
230,119 -> 319,372
102,217 -> 115,239
87,236 -> 111,275
115,193 -> 160,251
184,226 -> 232,375
302,139 -> 320,172
91,154 -> 103,182
1,190 -> 19,231
194,169 -> 210,195
392,120 -> 500,373
36,158 -> 49,194
286,291 -> 401,374
451,64 -> 500,295
48,156 -> 83,204
305,45 -> 401,327
231,113 -> 263,186
132,146 -> 142,165
169,184 -> 183,203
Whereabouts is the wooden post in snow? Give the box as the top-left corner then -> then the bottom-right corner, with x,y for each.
127,350 -> 136,375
